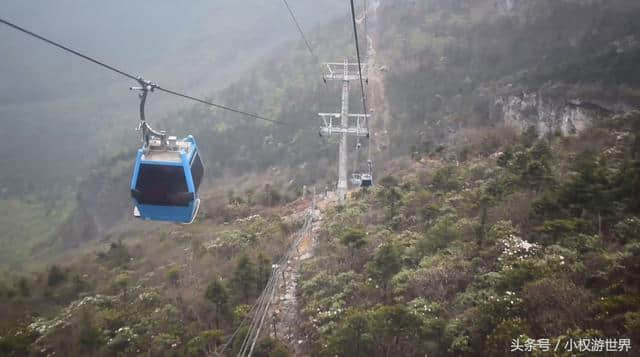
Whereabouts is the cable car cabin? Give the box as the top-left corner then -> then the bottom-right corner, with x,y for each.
360,173 -> 373,187
130,135 -> 204,224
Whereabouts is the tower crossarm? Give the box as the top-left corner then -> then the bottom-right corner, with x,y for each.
322,62 -> 368,81
318,113 -> 370,137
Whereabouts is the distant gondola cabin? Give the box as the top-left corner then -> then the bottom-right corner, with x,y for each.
360,173 -> 372,187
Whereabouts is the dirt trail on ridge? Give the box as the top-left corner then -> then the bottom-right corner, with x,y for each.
366,0 -> 392,177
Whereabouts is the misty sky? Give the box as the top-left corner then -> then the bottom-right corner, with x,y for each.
0,0 -> 346,104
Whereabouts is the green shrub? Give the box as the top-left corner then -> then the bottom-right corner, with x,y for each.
522,277 -> 592,335
254,337 -> 291,357
186,329 -> 223,356
17,277 -> 30,297
614,217 -> 640,243
47,265 -> 66,287
415,216 -> 461,256
98,240 -> 131,266
324,309 -> 372,357
535,219 -> 592,244
166,266 -> 181,286
486,318 -> 530,357
431,166 -> 461,192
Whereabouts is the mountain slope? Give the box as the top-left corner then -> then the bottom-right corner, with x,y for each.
40,0 -> 640,262
2,1 -> 640,355
297,112 -> 640,356
376,0 -> 640,156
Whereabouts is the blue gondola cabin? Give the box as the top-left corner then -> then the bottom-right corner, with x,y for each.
130,135 -> 204,224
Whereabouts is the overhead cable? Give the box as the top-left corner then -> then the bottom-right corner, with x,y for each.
348,0 -> 369,117
0,16 -> 294,127
281,0 -> 315,57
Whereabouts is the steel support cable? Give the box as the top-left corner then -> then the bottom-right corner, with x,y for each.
279,0 -> 330,96
363,0 -> 370,135
218,301 -> 260,355
238,249 -> 290,356
0,16 -> 297,127
238,274 -> 277,356
155,87 -> 292,126
246,270 -> 279,356
228,189 -> 316,357
247,222 -> 309,356
281,0 -> 314,57
219,281 -> 274,356
237,210 -> 313,356
199,216 -> 315,356
241,238 -> 295,356
230,223 -> 307,356
237,263 -> 284,356
234,292 -> 267,356
348,0 -> 369,120
0,17 -> 137,81
239,265 -> 282,356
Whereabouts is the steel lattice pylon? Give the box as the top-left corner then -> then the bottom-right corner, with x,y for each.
319,59 -> 370,201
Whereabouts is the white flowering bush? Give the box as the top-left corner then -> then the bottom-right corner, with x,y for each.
492,221 -> 539,268
300,271 -> 363,331
138,290 -> 160,306
205,230 -> 254,251
152,332 -> 180,348
108,326 -> 138,349
28,295 -> 116,337
498,233 -> 539,264
488,290 -> 523,309
205,216 -> 282,254
408,298 -> 443,326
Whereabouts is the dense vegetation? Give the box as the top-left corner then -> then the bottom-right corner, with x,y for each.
0,181 -> 303,356
2,1 -> 640,356
297,115 -> 640,356
378,0 -> 640,156
4,117 -> 639,356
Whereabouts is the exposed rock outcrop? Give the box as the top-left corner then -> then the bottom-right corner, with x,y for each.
491,91 -> 615,135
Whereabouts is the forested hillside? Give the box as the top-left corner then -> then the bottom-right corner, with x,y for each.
377,0 -> 640,156
53,0 -> 640,251
1,0 -> 640,356
298,114 -> 640,356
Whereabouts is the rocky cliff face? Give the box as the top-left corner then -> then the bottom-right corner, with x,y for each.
491,92 -> 615,135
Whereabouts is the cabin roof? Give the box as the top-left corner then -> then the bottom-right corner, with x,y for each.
141,139 -> 193,163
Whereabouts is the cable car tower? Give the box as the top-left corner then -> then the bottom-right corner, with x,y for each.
319,59 -> 370,201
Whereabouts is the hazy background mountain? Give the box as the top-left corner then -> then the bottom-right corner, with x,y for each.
0,0 -> 347,200
0,0 -> 352,270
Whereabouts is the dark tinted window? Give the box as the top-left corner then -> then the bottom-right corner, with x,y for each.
191,153 -> 204,192
134,164 -> 191,206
